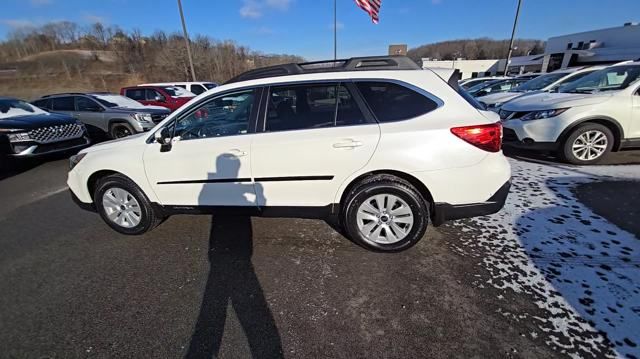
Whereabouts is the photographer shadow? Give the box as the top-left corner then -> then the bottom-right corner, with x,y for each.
186,154 -> 283,359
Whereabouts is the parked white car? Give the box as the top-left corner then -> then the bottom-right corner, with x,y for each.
500,62 -> 640,164
459,76 -> 509,90
477,66 -> 603,110
68,56 -> 511,252
140,82 -> 218,96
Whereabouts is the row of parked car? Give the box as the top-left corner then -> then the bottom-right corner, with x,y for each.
458,61 -> 640,164
0,81 -> 217,164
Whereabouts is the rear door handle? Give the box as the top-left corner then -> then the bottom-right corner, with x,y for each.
333,140 -> 363,149
225,149 -> 247,157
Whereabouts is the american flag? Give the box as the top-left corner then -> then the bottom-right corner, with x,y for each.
355,0 -> 381,24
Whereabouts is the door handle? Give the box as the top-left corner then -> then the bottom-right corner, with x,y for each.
225,149 -> 247,157
333,140 -> 363,149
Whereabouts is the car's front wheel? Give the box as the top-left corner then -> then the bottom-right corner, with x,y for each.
560,123 -> 613,165
94,174 -> 161,235
109,123 -> 135,139
342,174 -> 430,252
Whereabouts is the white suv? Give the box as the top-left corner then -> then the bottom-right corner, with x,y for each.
500,62 -> 640,164
68,56 -> 511,252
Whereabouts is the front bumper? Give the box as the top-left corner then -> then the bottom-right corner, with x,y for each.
432,180 -> 511,225
502,128 -> 558,151
7,136 -> 91,158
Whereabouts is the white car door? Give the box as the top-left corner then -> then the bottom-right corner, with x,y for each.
251,82 -> 380,207
143,88 -> 259,207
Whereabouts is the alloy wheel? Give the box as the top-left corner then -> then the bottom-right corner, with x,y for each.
356,194 -> 414,244
571,130 -> 608,161
102,187 -> 142,228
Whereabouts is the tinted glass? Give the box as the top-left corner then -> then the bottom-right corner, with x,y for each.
356,82 -> 438,122
174,89 -> 254,140
146,89 -> 164,101
32,99 -> 51,109
511,72 -> 567,92
191,84 -> 206,95
76,96 -> 101,111
265,83 -> 366,132
126,88 -> 146,101
52,97 -> 75,111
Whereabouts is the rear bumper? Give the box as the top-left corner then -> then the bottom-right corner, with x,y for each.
432,180 -> 511,226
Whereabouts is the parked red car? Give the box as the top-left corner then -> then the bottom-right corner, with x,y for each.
120,85 -> 195,112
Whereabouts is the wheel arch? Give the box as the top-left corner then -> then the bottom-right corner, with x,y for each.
337,169 -> 436,218
558,116 -> 625,151
87,169 -> 125,201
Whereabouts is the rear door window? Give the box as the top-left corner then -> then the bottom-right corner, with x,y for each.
51,97 -> 75,111
191,84 -> 206,95
356,82 -> 439,122
126,88 -> 146,101
265,83 -> 367,132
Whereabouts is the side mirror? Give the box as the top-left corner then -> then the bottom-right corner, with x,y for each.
154,95 -> 165,102
154,127 -> 174,152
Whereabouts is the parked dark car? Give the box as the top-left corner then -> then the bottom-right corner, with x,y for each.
33,93 -> 170,139
120,86 -> 194,112
0,97 -> 90,163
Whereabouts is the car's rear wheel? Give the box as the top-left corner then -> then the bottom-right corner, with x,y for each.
560,123 -> 613,165
109,123 -> 135,139
342,174 -> 429,252
94,174 -> 161,235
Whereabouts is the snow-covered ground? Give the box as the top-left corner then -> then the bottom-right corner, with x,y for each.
450,158 -> 640,358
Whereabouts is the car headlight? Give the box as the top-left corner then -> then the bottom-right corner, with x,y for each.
521,108 -> 569,121
7,132 -> 32,142
132,113 -> 152,123
69,152 -> 87,170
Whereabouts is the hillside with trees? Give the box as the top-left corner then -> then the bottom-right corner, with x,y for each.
0,21 -> 303,99
407,38 -> 545,62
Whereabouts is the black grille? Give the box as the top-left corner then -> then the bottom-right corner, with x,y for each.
151,114 -> 168,124
29,124 -> 84,144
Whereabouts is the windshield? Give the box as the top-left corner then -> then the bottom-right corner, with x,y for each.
511,72 -> 567,92
92,94 -> 147,109
0,99 -> 48,119
561,65 -> 640,94
163,86 -> 194,98
204,83 -> 218,89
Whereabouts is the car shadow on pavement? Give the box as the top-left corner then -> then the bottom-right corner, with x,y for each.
514,177 -> 640,357
186,154 -> 283,359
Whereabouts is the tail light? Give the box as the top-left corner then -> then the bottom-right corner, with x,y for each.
450,122 -> 502,152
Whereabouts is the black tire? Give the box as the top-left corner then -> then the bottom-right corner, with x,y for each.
109,122 -> 135,139
341,174 -> 430,252
560,123 -> 613,165
94,174 -> 161,235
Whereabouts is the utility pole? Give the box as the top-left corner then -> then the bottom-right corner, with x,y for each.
333,0 -> 337,61
505,0 -> 522,76
177,0 -> 196,81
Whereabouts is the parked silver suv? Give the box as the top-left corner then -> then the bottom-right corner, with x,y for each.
33,93 -> 171,139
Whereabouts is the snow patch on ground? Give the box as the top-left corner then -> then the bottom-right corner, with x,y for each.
450,158 -> 640,358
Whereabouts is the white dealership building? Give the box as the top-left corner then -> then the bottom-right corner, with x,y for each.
422,22 -> 640,79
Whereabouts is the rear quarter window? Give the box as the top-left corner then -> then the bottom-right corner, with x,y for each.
356,82 -> 439,122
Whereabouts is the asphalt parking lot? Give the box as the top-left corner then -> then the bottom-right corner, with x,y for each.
1,150 -> 639,358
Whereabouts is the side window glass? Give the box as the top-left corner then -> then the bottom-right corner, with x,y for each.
191,85 -> 206,95
265,83 -> 365,132
147,89 -> 165,101
52,97 -> 75,111
76,97 -> 100,111
174,89 -> 255,140
33,99 -> 51,109
356,82 -> 438,122
126,89 -> 146,101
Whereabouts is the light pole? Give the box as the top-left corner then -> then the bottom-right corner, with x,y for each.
177,0 -> 196,81
505,0 -> 522,76
333,0 -> 337,61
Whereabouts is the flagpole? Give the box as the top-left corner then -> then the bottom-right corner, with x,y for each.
333,0 -> 337,60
